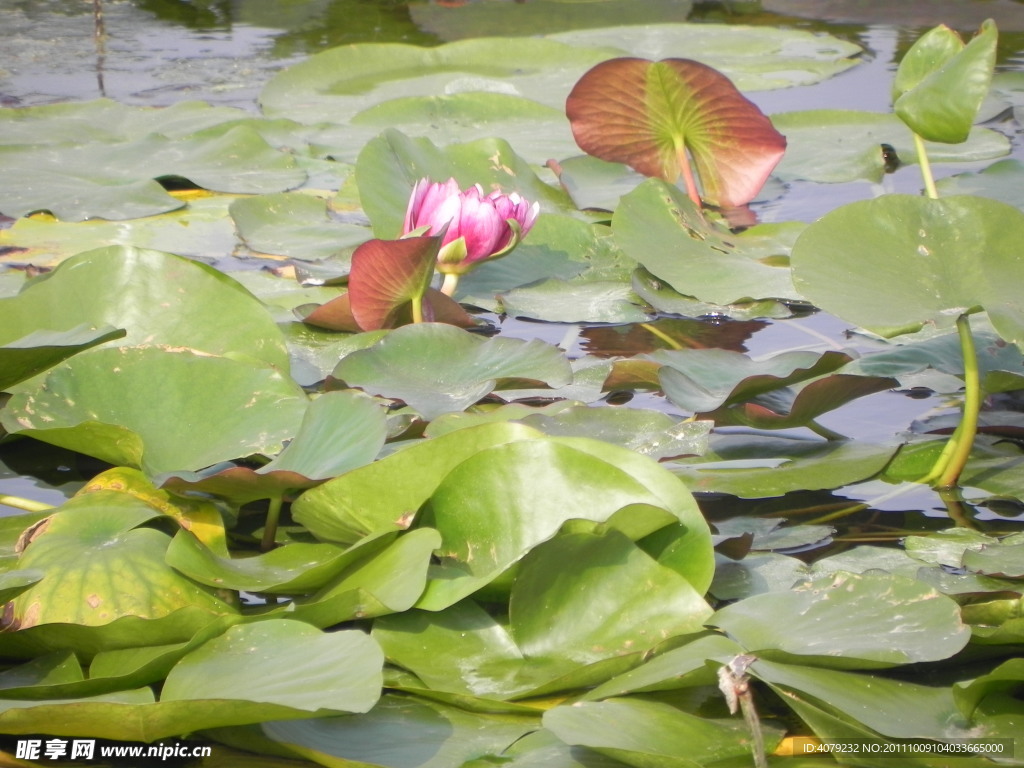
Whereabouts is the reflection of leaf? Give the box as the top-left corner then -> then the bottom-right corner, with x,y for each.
567,58 -> 786,207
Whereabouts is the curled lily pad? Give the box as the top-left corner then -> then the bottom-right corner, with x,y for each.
418,436 -> 709,609
893,20 -> 997,144
159,390 -> 388,504
4,492 -> 235,633
293,422 -> 543,545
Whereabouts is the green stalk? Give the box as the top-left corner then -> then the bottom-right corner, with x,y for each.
934,313 -> 982,489
675,137 -> 702,207
439,273 -> 460,297
913,132 -> 939,200
410,293 -> 425,323
0,494 -> 56,514
261,494 -> 284,552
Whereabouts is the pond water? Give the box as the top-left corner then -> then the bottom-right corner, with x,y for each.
2,0 -> 1024,538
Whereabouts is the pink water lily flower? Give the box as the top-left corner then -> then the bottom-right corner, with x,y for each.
403,177 -> 539,295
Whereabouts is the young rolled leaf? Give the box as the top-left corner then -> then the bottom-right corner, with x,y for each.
566,57 -> 786,207
347,235 -> 440,330
893,19 -> 997,144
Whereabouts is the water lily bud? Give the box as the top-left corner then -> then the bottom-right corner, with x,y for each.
403,177 -> 540,279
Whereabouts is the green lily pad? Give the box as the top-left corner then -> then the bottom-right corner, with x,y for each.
0,124 -> 305,221
308,92 -> 581,166
1,346 -> 307,475
772,110 -> 1010,184
429,403 -> 708,461
161,620 -> 382,712
158,389 -> 388,503
0,194 -> 242,269
275,529 -> 440,627
544,697 -> 783,768
230,193 -> 370,262
0,246 -> 290,369
936,158 -> 1024,209
0,621 -> 383,741
651,348 -> 851,413
550,23 -> 862,91
962,537 -> 1024,578
712,517 -> 834,553
6,492 -> 234,631
509,529 -> 712,665
670,435 -> 898,497
791,195 -> 1024,344
749,658 -> 983,745
893,20 -> 997,144
259,38 -> 622,125
261,694 -> 536,768
332,323 -> 573,419
613,179 -> 800,304
710,570 -> 970,668
497,278 -> 650,324
418,437 -> 707,609
292,422 -> 543,545
376,527 -> 712,701
842,329 -> 1024,393
581,633 -> 743,700
0,325 -> 125,392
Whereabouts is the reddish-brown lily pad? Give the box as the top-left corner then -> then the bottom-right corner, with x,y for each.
566,57 -> 786,207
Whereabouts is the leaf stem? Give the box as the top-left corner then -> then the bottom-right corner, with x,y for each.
0,494 -> 56,514
934,313 -> 982,489
674,137 -> 702,207
913,132 -> 939,200
261,494 -> 284,552
410,293 -> 425,323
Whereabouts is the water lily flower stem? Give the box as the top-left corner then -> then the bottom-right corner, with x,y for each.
0,494 -> 55,514
440,273 -> 460,297
261,494 -> 284,551
913,132 -> 939,200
